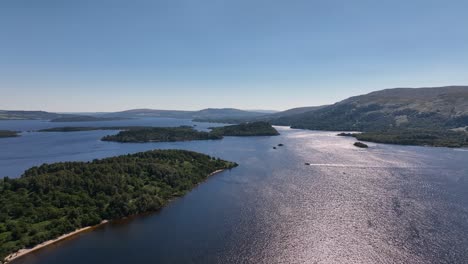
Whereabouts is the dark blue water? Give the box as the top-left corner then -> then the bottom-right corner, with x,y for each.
0,118 -> 221,178
1,119 -> 468,263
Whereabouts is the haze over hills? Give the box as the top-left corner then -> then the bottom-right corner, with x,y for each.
2,86 -> 467,133
270,86 -> 468,131
0,110 -> 74,120
0,108 -> 269,122
100,108 -> 269,120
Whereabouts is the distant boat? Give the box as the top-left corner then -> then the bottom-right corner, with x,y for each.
305,162 -> 310,165
278,143 -> 284,146
273,146 -> 277,149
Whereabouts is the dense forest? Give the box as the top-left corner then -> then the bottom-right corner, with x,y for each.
0,150 -> 237,261
102,126 -> 222,142
210,122 -> 279,136
101,122 -> 279,143
0,130 -> 19,138
354,129 -> 468,147
338,129 -> 468,147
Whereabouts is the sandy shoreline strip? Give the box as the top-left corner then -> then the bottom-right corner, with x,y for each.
2,168 -> 230,263
4,220 -> 109,263
208,169 -> 225,177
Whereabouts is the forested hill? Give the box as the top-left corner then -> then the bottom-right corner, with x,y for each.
0,150 -> 237,261
271,86 -> 468,131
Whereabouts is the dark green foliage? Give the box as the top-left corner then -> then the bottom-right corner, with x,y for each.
100,123 -> 278,143
102,126 -> 222,143
355,129 -> 468,147
0,150 -> 237,260
353,142 -> 368,148
0,130 -> 19,138
337,133 -> 355,137
210,122 -> 279,136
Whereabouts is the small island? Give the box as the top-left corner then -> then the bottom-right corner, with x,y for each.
354,142 -> 368,148
102,126 -> 222,143
210,122 -> 279,137
39,122 -> 279,144
0,130 -> 19,138
0,150 -> 237,262
337,132 -> 356,137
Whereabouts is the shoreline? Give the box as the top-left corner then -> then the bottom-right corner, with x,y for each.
208,169 -> 225,177
2,168 -> 232,264
3,220 -> 109,264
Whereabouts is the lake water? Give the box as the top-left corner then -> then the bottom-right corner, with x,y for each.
1,118 -> 468,263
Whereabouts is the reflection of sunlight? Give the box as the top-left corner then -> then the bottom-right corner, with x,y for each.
304,163 -> 435,169
453,148 -> 468,152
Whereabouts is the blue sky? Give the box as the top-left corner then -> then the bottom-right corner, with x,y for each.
1,0 -> 468,112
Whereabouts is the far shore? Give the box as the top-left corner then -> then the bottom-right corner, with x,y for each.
3,220 -> 109,264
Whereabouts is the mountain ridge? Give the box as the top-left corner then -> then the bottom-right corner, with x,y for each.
270,86 -> 468,131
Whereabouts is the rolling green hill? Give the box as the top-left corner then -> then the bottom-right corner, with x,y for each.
271,86 -> 468,132
269,86 -> 468,147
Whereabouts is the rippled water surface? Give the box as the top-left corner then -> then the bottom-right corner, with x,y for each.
2,119 -> 468,264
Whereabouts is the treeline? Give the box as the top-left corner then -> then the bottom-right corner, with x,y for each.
102,126 -> 222,143
102,122 -> 279,143
338,129 -> 468,147
354,129 -> 468,147
210,121 -> 279,136
0,150 -> 237,260
0,130 -> 19,138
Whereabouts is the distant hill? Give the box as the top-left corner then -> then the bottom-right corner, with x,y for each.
271,86 -> 468,131
0,108 -> 267,122
266,106 -> 327,119
191,108 -> 266,120
0,110 -> 76,120
50,116 -> 130,122
103,109 -> 193,119
103,108 -> 267,120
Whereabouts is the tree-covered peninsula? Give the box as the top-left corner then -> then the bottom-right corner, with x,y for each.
102,126 -> 222,142
0,150 -> 237,261
354,129 -> 468,148
0,130 -> 19,138
210,121 -> 279,136
38,122 -> 279,143
337,129 -> 468,148
98,122 -> 279,143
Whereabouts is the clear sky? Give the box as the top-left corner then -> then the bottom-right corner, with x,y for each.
1,0 -> 468,112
